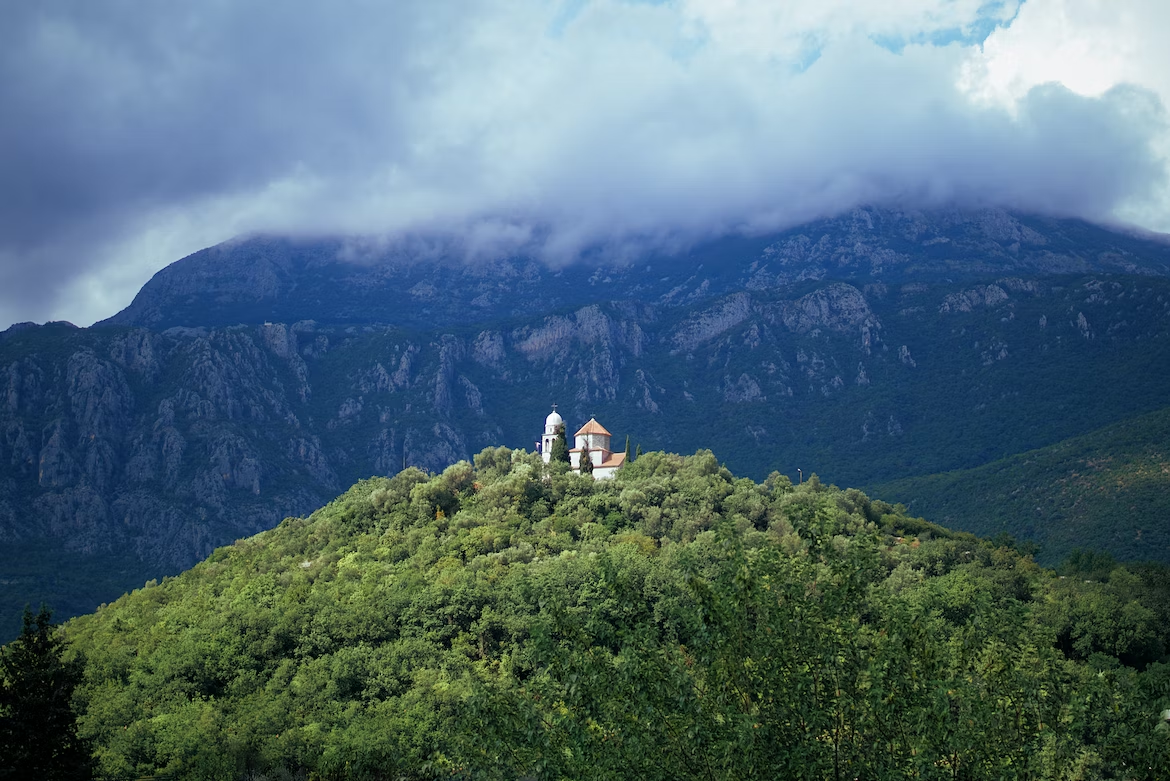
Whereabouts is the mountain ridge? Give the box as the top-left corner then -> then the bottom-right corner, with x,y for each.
4,206 -> 1170,639
99,207 -> 1170,331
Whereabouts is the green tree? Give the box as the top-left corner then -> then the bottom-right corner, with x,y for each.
580,443 -> 593,475
0,606 -> 93,781
59,449 -> 1170,778
635,444 -> 643,459
550,424 -> 570,464
624,434 -> 631,463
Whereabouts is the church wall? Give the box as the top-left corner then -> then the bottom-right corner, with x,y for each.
543,411 -> 621,480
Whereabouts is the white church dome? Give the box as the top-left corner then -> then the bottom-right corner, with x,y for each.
545,409 -> 563,429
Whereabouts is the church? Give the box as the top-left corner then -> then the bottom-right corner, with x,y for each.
539,406 -> 626,480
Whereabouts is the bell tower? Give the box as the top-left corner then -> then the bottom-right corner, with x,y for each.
541,404 -> 563,464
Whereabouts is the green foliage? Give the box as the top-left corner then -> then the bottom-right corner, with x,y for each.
580,444 -> 593,475
1060,548 -> 1120,580
0,543 -> 151,643
551,425 -> 570,464
875,405 -> 1170,564
0,607 -> 93,780
62,451 -> 1170,779
10,268 -> 1170,643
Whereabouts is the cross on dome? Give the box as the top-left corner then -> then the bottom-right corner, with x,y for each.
538,408 -> 626,479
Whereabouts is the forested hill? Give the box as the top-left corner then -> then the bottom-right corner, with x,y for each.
874,405 -> 1170,565
8,206 -> 1170,642
64,449 -> 1170,779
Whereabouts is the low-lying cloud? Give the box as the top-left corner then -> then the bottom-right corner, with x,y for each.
0,0 -> 1167,327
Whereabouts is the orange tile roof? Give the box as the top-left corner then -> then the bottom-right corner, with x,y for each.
575,418 -> 612,437
599,452 -> 626,469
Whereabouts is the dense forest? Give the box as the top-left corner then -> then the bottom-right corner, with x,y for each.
874,405 -> 1170,565
17,450 -> 1170,778
11,210 -> 1170,643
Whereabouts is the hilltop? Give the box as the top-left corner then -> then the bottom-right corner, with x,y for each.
62,449 -> 1170,779
7,206 -> 1170,639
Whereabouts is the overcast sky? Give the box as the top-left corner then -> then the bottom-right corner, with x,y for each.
2,0 -> 1168,328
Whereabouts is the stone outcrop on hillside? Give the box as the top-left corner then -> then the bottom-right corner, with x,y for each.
9,273 -> 1170,571
6,208 -> 1170,635
101,208 -> 1170,331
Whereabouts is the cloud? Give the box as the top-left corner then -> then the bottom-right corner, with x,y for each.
0,0 -> 1167,327
960,0 -> 1170,227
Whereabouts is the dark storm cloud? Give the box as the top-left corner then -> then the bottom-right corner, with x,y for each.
0,0 -> 1165,327
0,0 -> 434,320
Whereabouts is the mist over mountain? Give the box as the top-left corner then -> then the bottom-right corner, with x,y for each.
4,206 -> 1170,640
4,0 -> 1170,329
104,207 -> 1170,330
6,4 -> 1170,775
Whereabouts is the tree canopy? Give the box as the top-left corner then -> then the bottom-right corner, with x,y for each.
0,606 -> 93,781
59,449 -> 1170,779
550,424 -> 570,464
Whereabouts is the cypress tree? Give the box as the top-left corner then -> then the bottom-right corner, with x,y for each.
580,444 -> 593,475
635,444 -> 643,459
624,435 -> 631,463
0,606 -> 93,781
550,424 -> 570,464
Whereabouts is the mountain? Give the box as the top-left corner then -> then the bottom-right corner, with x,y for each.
5,206 -> 1170,639
60,451 -> 1170,778
104,208 -> 1170,331
873,405 -> 1170,565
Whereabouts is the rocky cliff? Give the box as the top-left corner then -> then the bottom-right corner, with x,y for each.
103,208 -> 1170,330
5,206 -> 1170,637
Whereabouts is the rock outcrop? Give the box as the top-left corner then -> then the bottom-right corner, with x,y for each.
7,207 -> 1170,638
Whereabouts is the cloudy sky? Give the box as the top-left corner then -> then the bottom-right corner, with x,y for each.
1,0 -> 1168,328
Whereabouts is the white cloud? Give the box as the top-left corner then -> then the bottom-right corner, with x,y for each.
961,0 -> 1170,229
0,0 -> 1163,328
681,0 -> 1020,58
963,0 -> 1169,103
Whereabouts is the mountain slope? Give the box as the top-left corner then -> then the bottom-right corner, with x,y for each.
872,405 -> 1170,565
103,208 -> 1170,331
61,450 -> 1170,779
6,207 -> 1170,639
